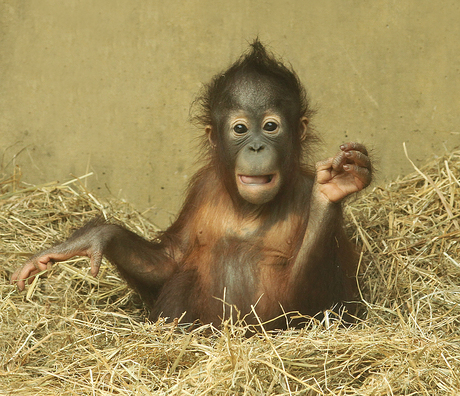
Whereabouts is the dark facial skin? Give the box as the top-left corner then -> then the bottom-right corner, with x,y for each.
208,77 -> 307,205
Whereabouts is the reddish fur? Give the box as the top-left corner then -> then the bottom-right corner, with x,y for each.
137,165 -> 359,328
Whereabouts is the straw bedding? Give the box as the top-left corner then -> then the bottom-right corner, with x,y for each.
1,149 -> 459,395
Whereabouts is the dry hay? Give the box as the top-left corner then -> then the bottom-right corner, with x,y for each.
1,149 -> 460,395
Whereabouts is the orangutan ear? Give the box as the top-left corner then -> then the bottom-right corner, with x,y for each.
300,117 -> 309,142
205,125 -> 217,148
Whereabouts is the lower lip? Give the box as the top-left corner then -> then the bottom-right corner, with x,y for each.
239,175 -> 274,185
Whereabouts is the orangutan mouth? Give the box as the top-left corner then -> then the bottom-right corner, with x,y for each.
239,174 -> 275,185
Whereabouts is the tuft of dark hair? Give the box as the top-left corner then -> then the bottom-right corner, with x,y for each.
193,39 -> 314,124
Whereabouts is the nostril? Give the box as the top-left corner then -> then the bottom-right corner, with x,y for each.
250,143 -> 264,152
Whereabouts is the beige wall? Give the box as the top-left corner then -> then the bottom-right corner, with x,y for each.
1,0 -> 459,228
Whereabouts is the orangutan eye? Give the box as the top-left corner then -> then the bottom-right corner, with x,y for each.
233,124 -> 248,134
263,122 -> 278,132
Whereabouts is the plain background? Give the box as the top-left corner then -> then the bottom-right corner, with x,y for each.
1,1 -> 459,228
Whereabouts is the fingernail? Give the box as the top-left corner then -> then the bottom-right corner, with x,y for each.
343,164 -> 350,170
340,145 -> 346,150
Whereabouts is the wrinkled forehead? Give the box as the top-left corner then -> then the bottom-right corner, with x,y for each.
211,72 -> 302,130
223,74 -> 296,116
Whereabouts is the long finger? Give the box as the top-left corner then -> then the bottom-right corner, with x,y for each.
343,164 -> 372,188
331,151 -> 347,172
11,250 -> 76,290
341,142 -> 368,156
315,157 -> 335,184
90,251 -> 103,277
344,150 -> 372,169
11,261 -> 44,291
315,157 -> 334,172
